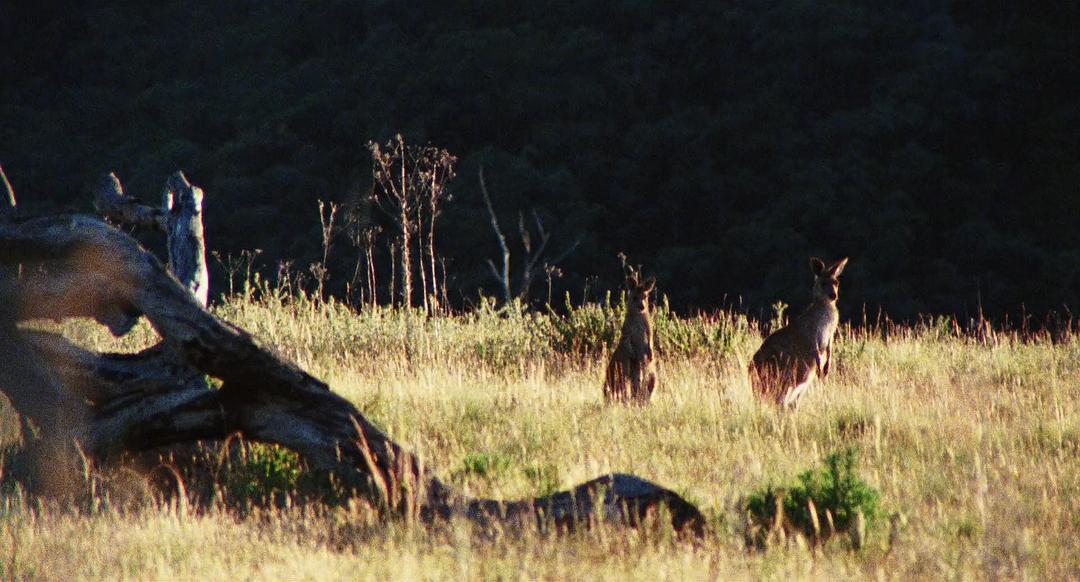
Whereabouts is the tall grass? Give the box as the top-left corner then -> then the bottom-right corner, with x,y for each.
2,288 -> 1079,580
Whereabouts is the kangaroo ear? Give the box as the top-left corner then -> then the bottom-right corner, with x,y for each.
828,257 -> 849,277
643,277 -> 656,294
810,257 -> 826,275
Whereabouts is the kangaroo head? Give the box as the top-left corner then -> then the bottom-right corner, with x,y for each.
810,257 -> 848,303
625,271 -> 655,314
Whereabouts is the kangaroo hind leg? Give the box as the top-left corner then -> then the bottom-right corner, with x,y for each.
780,362 -> 816,410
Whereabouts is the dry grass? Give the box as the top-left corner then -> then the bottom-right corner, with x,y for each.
2,294 -> 1079,580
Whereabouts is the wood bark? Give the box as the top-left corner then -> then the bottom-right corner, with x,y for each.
94,172 -> 164,230
94,171 -> 209,307
0,214 -> 703,535
162,172 -> 209,306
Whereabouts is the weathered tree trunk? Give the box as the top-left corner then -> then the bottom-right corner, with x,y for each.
94,173 -> 163,229
0,211 -> 703,535
95,171 -> 209,307
163,172 -> 209,306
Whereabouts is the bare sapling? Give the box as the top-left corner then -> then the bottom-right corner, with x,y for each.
603,266 -> 659,404
368,135 -> 456,314
314,199 -> 338,302
478,166 -> 580,305
749,257 -> 849,409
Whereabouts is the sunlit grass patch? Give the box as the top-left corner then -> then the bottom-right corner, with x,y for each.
3,293 -> 1079,579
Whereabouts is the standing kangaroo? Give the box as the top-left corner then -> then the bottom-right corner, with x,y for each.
604,269 -> 658,404
749,257 -> 849,409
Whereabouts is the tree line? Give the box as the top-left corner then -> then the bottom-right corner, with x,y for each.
1,1 -> 1078,322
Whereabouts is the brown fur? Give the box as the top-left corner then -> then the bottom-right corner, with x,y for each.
603,270 -> 658,404
750,257 -> 848,409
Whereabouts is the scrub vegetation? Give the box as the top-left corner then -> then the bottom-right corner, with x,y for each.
2,287 -> 1077,580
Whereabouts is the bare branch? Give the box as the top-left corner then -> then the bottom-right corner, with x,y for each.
0,164 -> 16,221
478,173 -> 579,304
548,238 -> 582,265
518,211 -> 531,254
518,209 -> 554,300
94,172 -> 165,230
478,166 -> 511,304
531,208 -> 549,243
484,258 -> 502,284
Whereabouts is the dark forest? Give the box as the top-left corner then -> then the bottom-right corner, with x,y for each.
2,1 -> 1078,321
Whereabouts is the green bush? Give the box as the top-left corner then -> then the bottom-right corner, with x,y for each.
224,443 -> 303,508
546,292 -> 619,355
457,451 -> 513,480
544,291 -> 754,357
747,448 -> 881,544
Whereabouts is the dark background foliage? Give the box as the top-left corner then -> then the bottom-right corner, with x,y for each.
2,1 -> 1078,321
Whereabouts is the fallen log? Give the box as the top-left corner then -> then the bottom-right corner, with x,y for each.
0,212 -> 704,535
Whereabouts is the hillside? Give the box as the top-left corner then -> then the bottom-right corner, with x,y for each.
2,2 -> 1079,318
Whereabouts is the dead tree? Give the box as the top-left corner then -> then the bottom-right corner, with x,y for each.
314,200 -> 338,301
369,136 -> 416,308
95,171 -> 209,307
420,149 -> 456,313
0,193 -> 704,535
347,221 -> 381,310
478,167 -> 511,304
478,167 -> 579,305
368,135 -> 456,314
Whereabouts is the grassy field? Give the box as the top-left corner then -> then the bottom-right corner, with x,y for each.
2,289 -> 1079,580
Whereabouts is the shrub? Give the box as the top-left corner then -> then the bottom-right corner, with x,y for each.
223,442 -> 303,508
457,451 -> 513,480
546,292 -> 619,355
746,448 -> 881,545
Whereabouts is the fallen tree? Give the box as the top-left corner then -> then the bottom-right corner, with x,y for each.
0,172 -> 704,535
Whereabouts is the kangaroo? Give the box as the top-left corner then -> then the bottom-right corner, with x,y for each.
603,269 -> 658,404
749,257 -> 849,409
